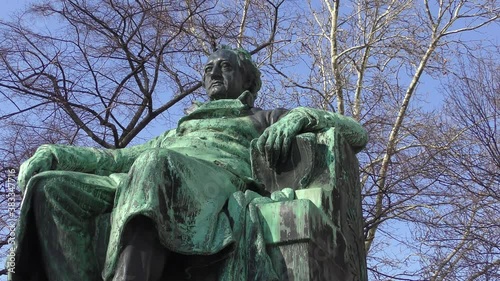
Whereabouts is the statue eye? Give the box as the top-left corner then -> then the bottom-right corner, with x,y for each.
204,66 -> 213,73
221,62 -> 232,71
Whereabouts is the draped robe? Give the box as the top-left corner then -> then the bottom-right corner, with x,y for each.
9,92 -> 368,281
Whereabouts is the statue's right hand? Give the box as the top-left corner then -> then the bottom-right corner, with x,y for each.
18,147 -> 56,192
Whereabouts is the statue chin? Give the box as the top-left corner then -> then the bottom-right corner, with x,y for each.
208,91 -> 228,100
208,87 -> 241,101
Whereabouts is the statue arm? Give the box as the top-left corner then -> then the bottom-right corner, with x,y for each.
33,144 -> 141,176
256,107 -> 367,167
44,129 -> 176,173
283,107 -> 368,151
18,129 -> 175,192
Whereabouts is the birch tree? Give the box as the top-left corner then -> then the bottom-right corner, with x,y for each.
266,0 -> 499,279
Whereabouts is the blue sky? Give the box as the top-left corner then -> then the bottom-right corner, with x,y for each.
1,1 -> 25,19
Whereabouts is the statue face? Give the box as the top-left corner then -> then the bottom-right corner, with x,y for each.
203,50 -> 248,100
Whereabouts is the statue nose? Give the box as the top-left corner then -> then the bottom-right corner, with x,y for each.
210,65 -> 222,77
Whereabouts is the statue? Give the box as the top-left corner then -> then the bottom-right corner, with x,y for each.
9,47 -> 368,281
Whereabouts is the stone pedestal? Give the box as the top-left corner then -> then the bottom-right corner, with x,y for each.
257,199 -> 348,281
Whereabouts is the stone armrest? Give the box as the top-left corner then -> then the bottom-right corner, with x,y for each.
249,128 -> 367,281
250,128 -> 361,223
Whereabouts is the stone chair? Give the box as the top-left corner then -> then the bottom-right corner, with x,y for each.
90,127 -> 367,281
250,127 -> 368,281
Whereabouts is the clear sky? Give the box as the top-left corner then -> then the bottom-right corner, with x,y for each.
1,1 -> 25,20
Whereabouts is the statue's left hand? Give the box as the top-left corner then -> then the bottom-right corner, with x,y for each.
256,113 -> 308,168
18,146 -> 56,192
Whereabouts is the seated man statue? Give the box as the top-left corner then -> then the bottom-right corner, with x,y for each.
9,47 -> 367,281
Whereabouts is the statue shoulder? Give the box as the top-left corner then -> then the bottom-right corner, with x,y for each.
248,107 -> 289,133
250,107 -> 289,129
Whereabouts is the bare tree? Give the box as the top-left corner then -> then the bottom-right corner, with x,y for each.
414,52 -> 499,281
263,0 -> 499,279
0,0 -> 290,276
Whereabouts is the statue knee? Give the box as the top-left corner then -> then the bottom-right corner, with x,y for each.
133,149 -> 175,167
30,176 -> 80,228
32,177 -> 62,210
129,149 -> 177,181
31,176 -> 93,221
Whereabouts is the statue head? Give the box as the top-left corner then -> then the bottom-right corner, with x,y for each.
202,47 -> 262,105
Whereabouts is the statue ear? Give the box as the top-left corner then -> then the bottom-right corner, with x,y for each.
243,79 -> 252,91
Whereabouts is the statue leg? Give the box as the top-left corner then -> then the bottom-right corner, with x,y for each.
31,172 -> 116,281
112,216 -> 225,281
104,149 -> 246,280
112,216 -> 170,281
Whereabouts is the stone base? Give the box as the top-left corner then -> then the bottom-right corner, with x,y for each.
257,199 -> 350,281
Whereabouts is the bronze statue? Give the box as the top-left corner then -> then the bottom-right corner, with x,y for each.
10,47 -> 367,281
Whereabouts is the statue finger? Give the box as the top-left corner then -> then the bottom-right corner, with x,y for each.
280,135 -> 291,164
272,134 -> 285,168
264,134 -> 276,167
257,130 -> 269,153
